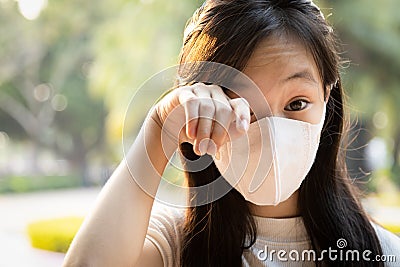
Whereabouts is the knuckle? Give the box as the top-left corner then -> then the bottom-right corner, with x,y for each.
192,83 -> 206,93
229,98 -> 240,106
240,97 -> 249,106
200,102 -> 215,114
208,84 -> 222,91
194,82 -> 205,87
192,87 -> 200,94
231,97 -> 248,106
176,86 -> 190,95
216,106 -> 232,117
185,98 -> 199,108
178,93 -> 194,103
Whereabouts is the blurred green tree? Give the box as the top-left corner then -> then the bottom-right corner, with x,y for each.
319,0 -> 400,187
0,0 -> 106,184
0,0 -> 199,185
1,0 -> 398,189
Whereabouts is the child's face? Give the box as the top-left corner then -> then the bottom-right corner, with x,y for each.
226,34 -> 328,125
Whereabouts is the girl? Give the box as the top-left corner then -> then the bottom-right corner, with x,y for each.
63,0 -> 400,266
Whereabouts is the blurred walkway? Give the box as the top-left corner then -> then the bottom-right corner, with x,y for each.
0,187 -> 399,267
363,197 -> 400,226
0,188 -> 101,267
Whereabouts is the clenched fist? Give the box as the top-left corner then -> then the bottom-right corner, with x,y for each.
151,83 -> 251,157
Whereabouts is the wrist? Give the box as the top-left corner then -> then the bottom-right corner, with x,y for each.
148,106 -> 163,130
143,108 -> 178,161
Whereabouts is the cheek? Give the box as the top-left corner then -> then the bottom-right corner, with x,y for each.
307,102 -> 325,125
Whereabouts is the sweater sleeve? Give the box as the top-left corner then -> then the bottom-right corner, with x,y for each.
371,222 -> 400,266
145,202 -> 185,267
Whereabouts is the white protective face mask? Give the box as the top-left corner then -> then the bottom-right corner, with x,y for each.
213,103 -> 326,206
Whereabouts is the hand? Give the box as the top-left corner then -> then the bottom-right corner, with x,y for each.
151,83 -> 250,156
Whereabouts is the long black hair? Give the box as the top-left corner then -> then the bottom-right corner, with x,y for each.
177,1 -> 383,266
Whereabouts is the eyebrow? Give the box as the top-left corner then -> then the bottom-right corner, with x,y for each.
281,70 -> 318,85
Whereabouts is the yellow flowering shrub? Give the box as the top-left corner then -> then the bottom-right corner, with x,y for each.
27,217 -> 84,253
382,223 -> 400,235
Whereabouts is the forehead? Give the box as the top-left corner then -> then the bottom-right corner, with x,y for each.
245,34 -> 320,86
228,35 -> 323,111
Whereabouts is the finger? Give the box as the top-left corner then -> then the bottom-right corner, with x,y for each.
210,87 -> 233,152
178,88 -> 199,140
229,97 -> 251,138
193,85 -> 215,156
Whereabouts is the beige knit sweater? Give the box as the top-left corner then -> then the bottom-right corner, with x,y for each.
145,203 -> 400,267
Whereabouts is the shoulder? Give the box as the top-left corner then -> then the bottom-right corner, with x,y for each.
147,202 -> 186,239
146,202 -> 186,267
371,221 -> 400,264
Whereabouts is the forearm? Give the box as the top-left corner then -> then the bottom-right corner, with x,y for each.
63,115 -> 176,267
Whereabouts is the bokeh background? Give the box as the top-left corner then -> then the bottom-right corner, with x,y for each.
1,0 -> 399,266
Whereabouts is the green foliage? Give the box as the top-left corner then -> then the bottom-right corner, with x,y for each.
0,0 -> 200,181
0,0 -> 107,178
316,0 -> 400,187
1,0 -> 399,189
392,165 -> 400,188
0,175 -> 81,194
27,217 -> 84,253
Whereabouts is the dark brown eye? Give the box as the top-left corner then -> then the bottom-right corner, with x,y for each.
284,99 -> 309,111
